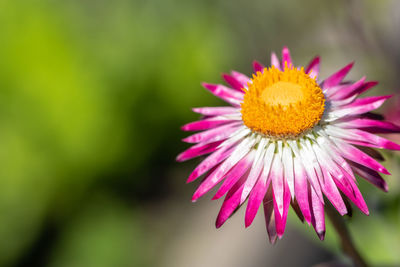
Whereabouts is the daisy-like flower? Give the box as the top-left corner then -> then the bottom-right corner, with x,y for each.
177,47 -> 400,243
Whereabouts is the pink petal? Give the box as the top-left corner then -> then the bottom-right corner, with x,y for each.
328,95 -> 391,119
231,71 -> 251,87
328,77 -> 366,100
282,146 -> 294,199
182,122 -> 241,143
352,81 -> 378,96
245,175 -> 271,227
192,137 -> 256,200
293,157 -> 311,224
240,139 -> 268,204
253,60 -> 264,73
270,156 -> 284,216
305,56 -> 320,79
222,74 -> 246,92
356,146 -> 384,161
192,106 -> 239,116
346,95 -> 392,108
323,62 -> 354,89
297,142 -> 324,204
350,161 -> 388,192
274,182 -> 291,237
271,52 -> 281,70
288,140 -> 324,205
213,151 -> 254,200
321,168 -> 347,215
187,144 -> 235,183
201,83 -> 243,106
181,118 -> 235,131
335,118 -> 400,133
215,181 -> 245,228
333,169 -> 369,215
281,46 -> 293,68
310,187 -> 325,240
331,138 -> 390,175
263,187 -> 277,244
176,141 -> 223,162
344,128 -> 400,150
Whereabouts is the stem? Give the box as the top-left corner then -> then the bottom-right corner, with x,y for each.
325,205 -> 369,267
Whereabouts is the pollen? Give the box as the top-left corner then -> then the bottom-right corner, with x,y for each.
241,66 -> 325,138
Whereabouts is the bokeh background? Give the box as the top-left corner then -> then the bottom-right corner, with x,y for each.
0,0 -> 399,266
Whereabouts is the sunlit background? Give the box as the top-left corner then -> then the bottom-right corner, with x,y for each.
0,0 -> 399,266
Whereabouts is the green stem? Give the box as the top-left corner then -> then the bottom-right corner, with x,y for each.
325,205 -> 369,267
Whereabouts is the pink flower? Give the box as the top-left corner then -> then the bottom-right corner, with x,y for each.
177,47 -> 400,243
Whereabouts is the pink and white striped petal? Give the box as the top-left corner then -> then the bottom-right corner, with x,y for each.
310,187 -> 326,240
192,106 -> 239,116
231,71 -> 251,87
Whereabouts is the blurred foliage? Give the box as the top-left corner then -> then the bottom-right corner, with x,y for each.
0,0 -> 399,266
0,0 -> 232,266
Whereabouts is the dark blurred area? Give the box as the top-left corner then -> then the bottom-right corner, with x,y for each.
0,0 -> 399,266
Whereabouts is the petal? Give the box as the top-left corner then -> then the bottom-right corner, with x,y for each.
201,83 -> 243,106
352,81 -> 378,96
330,137 -> 390,175
192,136 -> 257,200
350,161 -> 388,192
181,117 -> 236,131
245,173 -> 271,227
321,168 -> 347,215
282,145 -> 295,199
270,156 -> 284,216
176,140 -> 223,162
326,95 -> 391,120
187,141 -> 237,183
310,187 -> 326,240
274,182 -> 291,237
322,62 -> 354,89
213,151 -> 255,200
253,60 -> 264,73
335,118 -> 400,134
182,122 -> 241,143
222,74 -> 246,92
240,138 -> 268,203
328,77 -> 366,100
231,71 -> 251,87
293,157 -> 311,224
281,46 -> 293,68
333,127 -> 400,150
356,146 -> 384,161
192,106 -> 239,116
288,140 -> 324,204
215,182 -> 245,228
271,52 -> 281,70
305,56 -> 320,79
263,187 -> 277,244
333,169 -> 369,215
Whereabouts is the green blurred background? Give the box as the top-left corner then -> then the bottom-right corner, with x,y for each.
0,0 -> 399,266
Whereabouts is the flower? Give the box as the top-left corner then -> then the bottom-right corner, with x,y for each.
177,47 -> 400,243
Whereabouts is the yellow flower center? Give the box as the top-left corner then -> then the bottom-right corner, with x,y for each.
241,66 -> 325,138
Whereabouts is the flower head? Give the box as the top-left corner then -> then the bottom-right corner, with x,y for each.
177,47 -> 400,243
